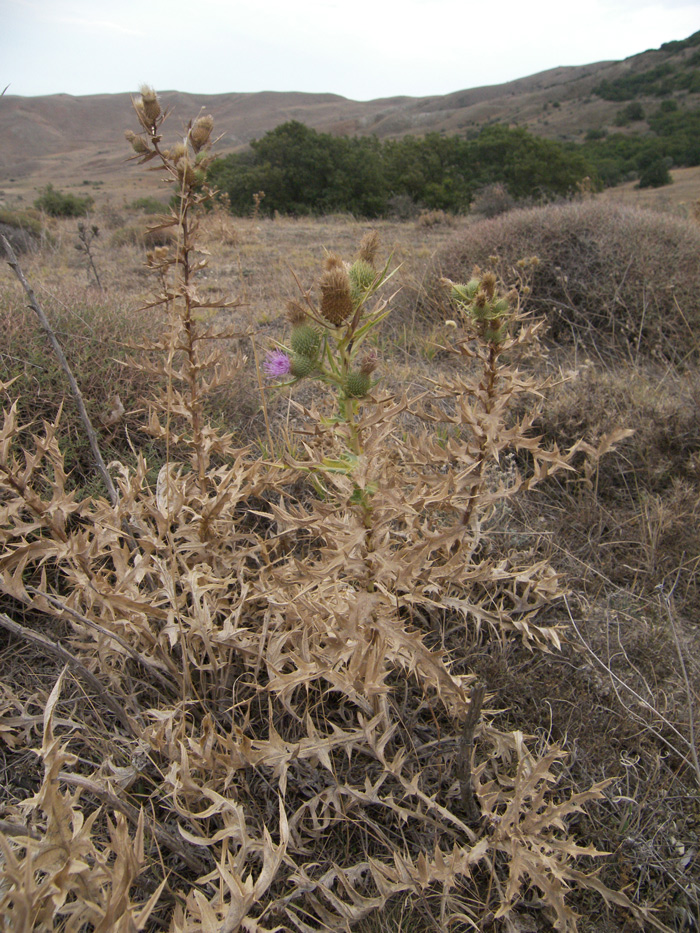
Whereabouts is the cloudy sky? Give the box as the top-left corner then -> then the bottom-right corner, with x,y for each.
3,0 -> 699,101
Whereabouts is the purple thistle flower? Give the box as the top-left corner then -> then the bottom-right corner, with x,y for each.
263,350 -> 291,379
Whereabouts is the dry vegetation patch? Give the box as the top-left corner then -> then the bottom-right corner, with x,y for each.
0,98 -> 698,932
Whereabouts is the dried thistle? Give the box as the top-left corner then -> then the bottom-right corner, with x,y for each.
358,230 -> 380,267
319,262 -> 353,326
190,113 -> 214,152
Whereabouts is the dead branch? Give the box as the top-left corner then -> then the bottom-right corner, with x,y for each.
1,234 -> 119,506
0,611 -> 137,738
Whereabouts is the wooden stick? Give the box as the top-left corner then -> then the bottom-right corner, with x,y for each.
1,234 -> 119,506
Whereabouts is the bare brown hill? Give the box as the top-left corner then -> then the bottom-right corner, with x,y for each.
1,32 -> 698,204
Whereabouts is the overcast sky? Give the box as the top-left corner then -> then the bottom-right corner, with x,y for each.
3,0 -> 699,101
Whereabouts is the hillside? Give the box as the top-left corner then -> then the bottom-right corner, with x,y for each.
1,30 -> 699,203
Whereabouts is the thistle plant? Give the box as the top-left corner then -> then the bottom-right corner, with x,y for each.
125,86 -> 243,495
0,97 -> 660,933
74,220 -> 102,290
265,231 -> 394,457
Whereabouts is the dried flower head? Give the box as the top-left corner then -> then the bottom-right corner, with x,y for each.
139,85 -> 161,125
286,300 -> 308,327
168,142 -> 186,164
190,114 -> 214,153
324,253 -> 345,271
359,350 -> 379,375
481,271 -> 497,300
319,264 -> 353,326
124,130 -> 150,155
358,231 -> 380,268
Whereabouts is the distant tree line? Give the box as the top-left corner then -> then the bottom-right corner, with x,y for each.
592,30 -> 700,101
207,122 -> 592,218
207,89 -> 700,216
581,101 -> 700,188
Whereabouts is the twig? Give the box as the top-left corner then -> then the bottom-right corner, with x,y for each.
563,596 -> 698,775
26,586 -> 180,689
458,681 -> 485,823
1,234 -> 119,506
0,819 -> 40,840
0,611 -> 137,738
660,583 -> 700,789
57,771 -> 209,876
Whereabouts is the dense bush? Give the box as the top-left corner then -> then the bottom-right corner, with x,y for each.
208,121 -> 592,217
0,208 -> 43,252
34,182 -> 94,218
614,101 -> 645,125
435,200 -> 700,360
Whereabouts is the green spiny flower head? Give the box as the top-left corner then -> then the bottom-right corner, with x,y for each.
291,323 -> 321,359
349,259 -> 376,301
286,300 -> 322,358
290,354 -> 318,378
444,268 -> 515,345
345,352 -> 377,397
482,323 -> 508,345
345,370 -> 372,398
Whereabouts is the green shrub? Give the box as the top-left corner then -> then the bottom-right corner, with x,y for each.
637,154 -> 672,188
34,183 -> 94,218
614,102 -> 645,125
0,207 -> 43,237
129,195 -> 167,214
208,121 -> 591,217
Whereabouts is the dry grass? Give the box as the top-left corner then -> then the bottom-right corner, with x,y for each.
0,100 -> 698,932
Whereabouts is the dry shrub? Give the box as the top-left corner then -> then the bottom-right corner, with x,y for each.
469,183 -> 517,219
0,282 -> 157,490
518,362 -> 700,609
0,93 -> 683,933
416,209 -> 454,228
110,223 -> 176,249
436,200 -> 700,361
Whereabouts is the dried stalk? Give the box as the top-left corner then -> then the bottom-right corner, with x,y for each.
27,586 -> 180,690
57,771 -> 210,876
661,585 -> 700,789
0,612 -> 137,738
1,234 -> 119,507
458,681 -> 485,823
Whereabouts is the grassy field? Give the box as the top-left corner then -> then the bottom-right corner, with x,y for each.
1,125 -> 699,932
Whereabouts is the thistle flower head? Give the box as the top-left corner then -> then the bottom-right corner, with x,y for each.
286,300 -> 308,327
319,263 -> 353,326
125,130 -> 150,155
324,253 -> 345,272
358,230 -> 380,268
359,350 -> 379,375
137,85 -> 161,128
191,114 -> 214,153
263,350 -> 291,379
481,271 -> 497,300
